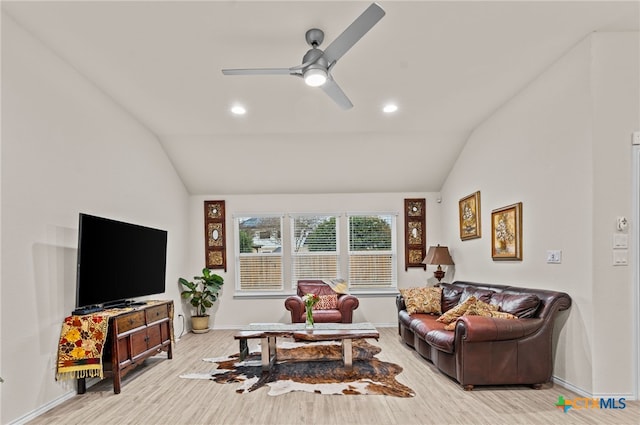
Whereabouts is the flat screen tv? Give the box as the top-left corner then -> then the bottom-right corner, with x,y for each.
76,213 -> 168,309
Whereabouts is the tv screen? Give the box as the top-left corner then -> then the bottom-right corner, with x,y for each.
76,213 -> 168,308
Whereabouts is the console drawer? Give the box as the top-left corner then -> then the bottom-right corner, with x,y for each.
116,311 -> 145,333
146,304 -> 169,323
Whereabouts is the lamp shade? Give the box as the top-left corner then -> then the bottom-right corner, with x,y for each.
422,245 -> 454,266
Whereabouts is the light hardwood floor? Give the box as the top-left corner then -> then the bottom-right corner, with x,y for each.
29,327 -> 639,425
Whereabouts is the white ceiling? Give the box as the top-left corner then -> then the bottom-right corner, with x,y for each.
3,1 -> 638,195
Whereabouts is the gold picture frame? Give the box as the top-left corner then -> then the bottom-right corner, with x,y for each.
404,198 -> 426,270
491,202 -> 522,261
204,200 -> 226,271
459,191 -> 481,240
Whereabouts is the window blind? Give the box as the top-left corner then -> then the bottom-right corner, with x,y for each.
235,215 -> 283,291
347,214 -> 396,288
290,215 -> 339,284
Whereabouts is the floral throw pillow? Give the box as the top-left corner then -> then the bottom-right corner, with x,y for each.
436,296 -> 477,324
443,300 -> 517,330
313,294 -> 338,310
401,287 -> 442,315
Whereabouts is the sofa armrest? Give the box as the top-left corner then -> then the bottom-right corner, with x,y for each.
285,296 -> 304,323
456,316 -> 543,342
336,295 -> 359,323
395,294 -> 406,312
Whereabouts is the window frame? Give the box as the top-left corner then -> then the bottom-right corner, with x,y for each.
289,213 -> 341,287
233,211 -> 399,297
346,212 -> 398,292
233,213 -> 285,295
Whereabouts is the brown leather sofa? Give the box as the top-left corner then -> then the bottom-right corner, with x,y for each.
285,280 -> 359,323
396,281 -> 571,390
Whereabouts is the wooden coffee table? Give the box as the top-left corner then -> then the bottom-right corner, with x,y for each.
233,322 -> 379,371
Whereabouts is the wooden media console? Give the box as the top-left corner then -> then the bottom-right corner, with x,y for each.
77,300 -> 173,394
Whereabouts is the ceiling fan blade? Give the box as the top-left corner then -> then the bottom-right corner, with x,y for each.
222,68 -> 297,76
322,3 -> 385,65
320,77 -> 353,110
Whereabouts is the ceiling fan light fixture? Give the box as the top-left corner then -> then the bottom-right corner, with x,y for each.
304,68 -> 327,87
231,105 -> 246,115
383,103 -> 398,113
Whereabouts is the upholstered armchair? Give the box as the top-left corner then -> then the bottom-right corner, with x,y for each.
285,280 -> 359,323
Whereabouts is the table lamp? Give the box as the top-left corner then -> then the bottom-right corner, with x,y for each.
422,244 -> 454,284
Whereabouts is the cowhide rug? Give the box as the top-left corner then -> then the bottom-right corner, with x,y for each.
180,339 -> 415,397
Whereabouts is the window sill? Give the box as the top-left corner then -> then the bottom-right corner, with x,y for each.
233,289 -> 399,299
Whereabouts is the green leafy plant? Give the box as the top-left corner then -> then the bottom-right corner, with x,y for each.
179,268 -> 224,316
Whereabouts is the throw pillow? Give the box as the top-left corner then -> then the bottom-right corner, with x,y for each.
323,278 -> 349,294
401,287 -> 442,315
488,310 -> 518,320
313,294 -> 338,310
444,322 -> 457,331
436,296 -> 477,324
442,300 -> 517,331
465,299 -> 499,316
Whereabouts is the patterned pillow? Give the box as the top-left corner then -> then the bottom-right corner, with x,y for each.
436,296 -> 477,324
313,294 -> 338,310
443,301 -> 517,331
465,299 -> 499,316
488,310 -> 518,320
444,322 -> 458,331
400,287 -> 442,315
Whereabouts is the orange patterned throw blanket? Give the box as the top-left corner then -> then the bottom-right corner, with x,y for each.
56,314 -> 109,381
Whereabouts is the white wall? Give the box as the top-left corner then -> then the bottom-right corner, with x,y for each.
440,32 -> 639,397
187,193 -> 442,328
590,32 -> 639,397
1,15 -> 190,424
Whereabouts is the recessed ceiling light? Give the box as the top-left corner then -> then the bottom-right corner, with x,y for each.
383,103 -> 398,113
231,105 -> 246,115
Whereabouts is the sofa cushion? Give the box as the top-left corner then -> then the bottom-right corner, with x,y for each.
313,294 -> 338,310
490,293 -> 540,318
408,314 -> 447,338
460,287 -> 495,304
400,287 -> 442,315
425,330 -> 455,353
440,283 -> 464,312
436,296 -> 477,324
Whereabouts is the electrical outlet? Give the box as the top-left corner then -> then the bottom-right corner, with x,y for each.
546,250 -> 562,264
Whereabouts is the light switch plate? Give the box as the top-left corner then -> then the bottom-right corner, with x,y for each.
546,250 -> 562,264
613,233 -> 628,249
613,250 -> 628,266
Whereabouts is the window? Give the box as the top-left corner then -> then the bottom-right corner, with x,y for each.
234,212 -> 398,294
235,215 -> 283,291
290,214 -> 340,284
347,214 -> 397,288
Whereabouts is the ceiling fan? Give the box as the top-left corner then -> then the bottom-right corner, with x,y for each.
221,3 -> 385,110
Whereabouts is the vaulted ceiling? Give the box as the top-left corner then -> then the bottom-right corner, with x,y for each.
3,1 -> 638,194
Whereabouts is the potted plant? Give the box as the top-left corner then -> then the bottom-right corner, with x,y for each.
179,268 -> 224,333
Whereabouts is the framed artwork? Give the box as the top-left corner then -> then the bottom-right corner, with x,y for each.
404,198 -> 426,270
204,200 -> 226,271
491,202 -> 522,261
459,191 -> 481,240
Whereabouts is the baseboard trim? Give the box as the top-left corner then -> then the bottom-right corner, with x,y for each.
7,389 -> 76,425
552,376 -> 636,401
